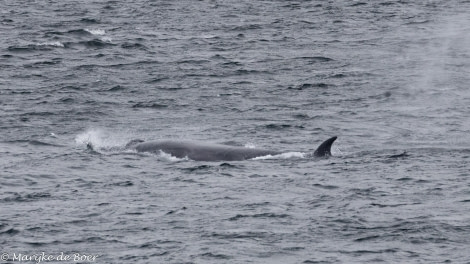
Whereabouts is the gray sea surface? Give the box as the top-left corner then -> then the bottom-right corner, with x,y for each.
1,1 -> 470,263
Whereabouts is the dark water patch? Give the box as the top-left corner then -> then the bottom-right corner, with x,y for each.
24,58 -> 62,68
397,177 -> 413,181
289,83 -> 329,90
64,39 -> 115,49
283,246 -> 304,252
43,30 -> 64,37
7,44 -> 56,52
228,213 -> 290,221
71,236 -> 107,244
295,56 -> 334,63
145,76 -> 169,83
206,231 -> 270,240
388,151 -> 409,159
166,207 -> 187,215
177,59 -> 211,65
248,174 -> 267,178
379,2 -> 396,6
73,64 -> 100,71
340,248 -> 399,256
418,178 -> 432,184
106,180 -> 134,187
234,69 -> 271,75
330,73 -> 346,78
61,85 -> 84,91
292,113 -> 315,120
20,111 -> 54,117
303,260 -> 336,264
264,123 -> 304,130
138,239 -> 178,248
72,109 -> 109,119
313,183 -> 339,190
10,90 -> 33,94
221,61 -> 243,67
232,24 -> 263,31
200,252 -> 232,260
121,42 -> 148,50
282,2 -> 301,9
126,212 -> 143,215
354,235 -> 382,242
265,124 -> 291,130
370,203 -> 409,208
65,219 -> 88,226
219,162 -> 236,168
66,29 -> 93,36
0,228 -> 20,236
369,91 -> 392,100
80,18 -> 101,24
80,39 -> 114,48
244,201 -> 271,208
59,97 -> 74,103
2,192 -> 52,202
24,241 -> 58,247
172,177 -> 197,183
132,102 -> 168,109
350,2 -> 367,6
106,85 -> 126,92
181,165 -> 212,173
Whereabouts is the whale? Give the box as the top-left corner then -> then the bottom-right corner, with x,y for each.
126,136 -> 337,161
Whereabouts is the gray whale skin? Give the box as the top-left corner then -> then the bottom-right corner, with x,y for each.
129,136 -> 337,161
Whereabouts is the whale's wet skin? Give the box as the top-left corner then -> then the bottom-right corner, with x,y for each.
130,136 -> 337,161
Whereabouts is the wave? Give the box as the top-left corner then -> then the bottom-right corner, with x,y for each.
65,39 -> 114,48
85,28 -> 106,36
7,42 -> 64,52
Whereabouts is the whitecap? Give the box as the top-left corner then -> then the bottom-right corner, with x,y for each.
85,28 -> 106,36
37,41 -> 64,47
100,36 -> 113,43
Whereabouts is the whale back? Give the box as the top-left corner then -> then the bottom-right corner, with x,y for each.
135,141 -> 279,161
132,136 -> 337,161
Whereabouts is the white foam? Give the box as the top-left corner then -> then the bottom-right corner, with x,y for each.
75,128 -> 126,151
85,28 -> 106,36
37,41 -> 64,47
156,150 -> 188,162
251,152 -> 306,160
101,36 -> 112,43
244,142 -> 257,149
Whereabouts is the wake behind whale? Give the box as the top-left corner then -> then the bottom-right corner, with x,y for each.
124,136 -> 338,161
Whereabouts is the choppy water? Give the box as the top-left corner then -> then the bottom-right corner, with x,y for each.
1,1 -> 470,263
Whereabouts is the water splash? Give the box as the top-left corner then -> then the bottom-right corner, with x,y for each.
74,128 -> 128,151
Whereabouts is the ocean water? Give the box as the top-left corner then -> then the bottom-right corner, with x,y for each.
1,1 -> 470,263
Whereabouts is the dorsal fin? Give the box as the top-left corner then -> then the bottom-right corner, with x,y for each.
313,136 -> 337,157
